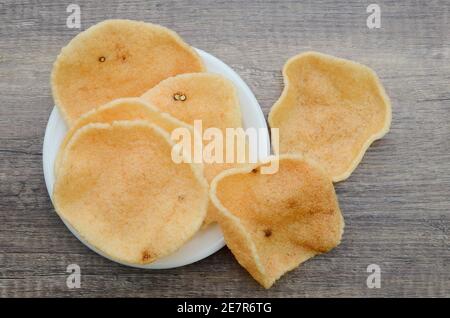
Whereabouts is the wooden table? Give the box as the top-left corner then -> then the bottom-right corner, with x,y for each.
1,0 -> 449,297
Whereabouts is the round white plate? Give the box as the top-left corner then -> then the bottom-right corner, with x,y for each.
43,48 -> 270,269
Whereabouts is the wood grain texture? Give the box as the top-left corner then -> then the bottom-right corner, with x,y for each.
0,0 -> 449,297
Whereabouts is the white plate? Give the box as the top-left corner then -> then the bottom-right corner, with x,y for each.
43,48 -> 270,269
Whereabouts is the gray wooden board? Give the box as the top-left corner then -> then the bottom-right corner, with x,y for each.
0,0 -> 449,297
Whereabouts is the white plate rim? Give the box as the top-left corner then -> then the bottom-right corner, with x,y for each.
42,48 -> 270,269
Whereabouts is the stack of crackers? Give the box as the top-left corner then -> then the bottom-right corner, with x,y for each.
51,20 -> 391,288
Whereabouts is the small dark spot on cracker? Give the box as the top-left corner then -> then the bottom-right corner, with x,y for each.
98,56 -> 106,62
286,198 -> 298,209
142,250 -> 153,262
263,229 -> 272,237
251,168 -> 259,174
178,195 -> 185,201
173,92 -> 187,101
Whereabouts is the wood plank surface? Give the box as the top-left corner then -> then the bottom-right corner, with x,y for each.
0,0 -> 449,297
